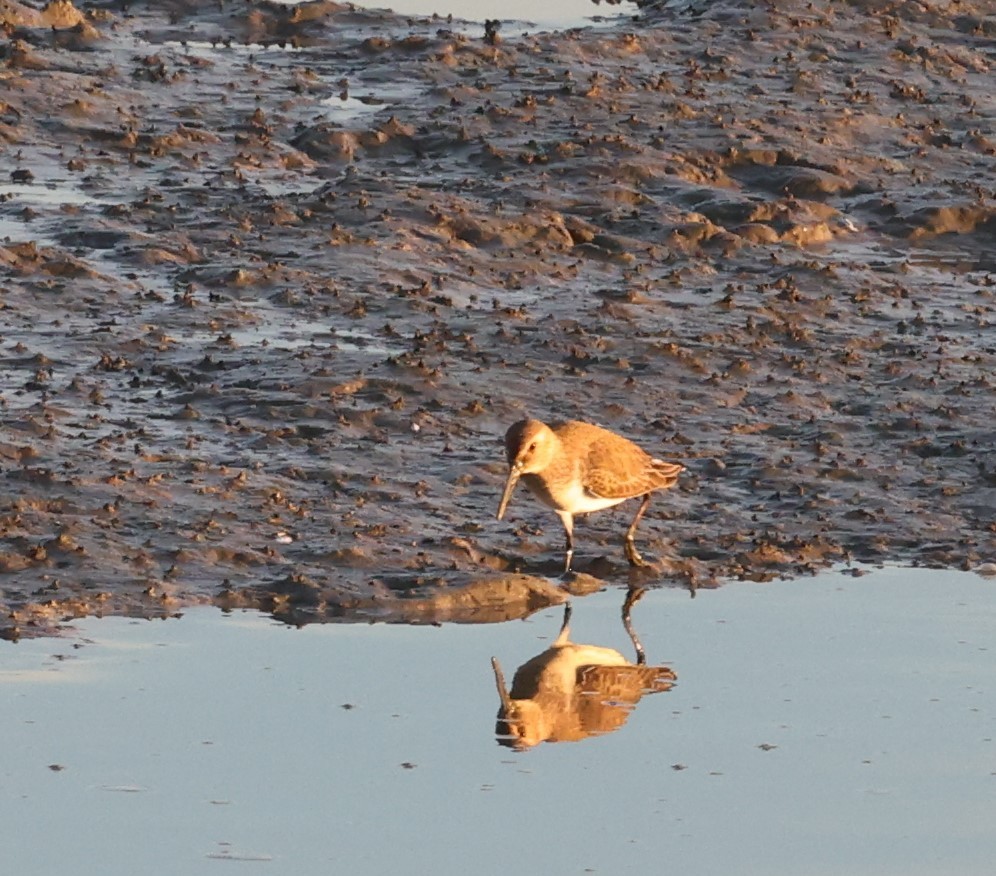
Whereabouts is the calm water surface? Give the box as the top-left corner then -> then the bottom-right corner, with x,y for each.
273,0 -> 636,28
2,566 -> 994,875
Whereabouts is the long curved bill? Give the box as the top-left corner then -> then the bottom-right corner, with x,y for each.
496,467 -> 521,520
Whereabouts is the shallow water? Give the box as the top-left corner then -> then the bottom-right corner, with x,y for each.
353,0 -> 633,27
3,566 -> 994,875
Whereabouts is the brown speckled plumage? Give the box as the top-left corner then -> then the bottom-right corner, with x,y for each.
497,418 -> 684,572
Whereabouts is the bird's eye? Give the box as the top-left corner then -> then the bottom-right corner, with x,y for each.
528,442 -> 537,451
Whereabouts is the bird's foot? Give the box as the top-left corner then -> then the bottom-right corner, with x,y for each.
625,540 -> 649,567
562,547 -> 574,576
623,586 -> 648,614
625,545 -> 669,584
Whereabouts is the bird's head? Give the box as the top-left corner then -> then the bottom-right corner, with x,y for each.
491,657 -> 545,749
496,419 -> 556,520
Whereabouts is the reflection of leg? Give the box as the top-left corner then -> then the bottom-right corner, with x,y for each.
558,511 -> 575,574
624,494 -> 652,566
553,601 -> 573,647
622,587 -> 647,665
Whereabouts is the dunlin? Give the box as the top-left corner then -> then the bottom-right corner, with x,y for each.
496,418 -> 684,573
491,596 -> 676,748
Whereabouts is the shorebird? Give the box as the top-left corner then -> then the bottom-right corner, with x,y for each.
496,418 -> 684,573
491,592 -> 676,749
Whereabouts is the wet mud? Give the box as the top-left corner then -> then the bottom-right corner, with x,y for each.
0,0 -> 994,637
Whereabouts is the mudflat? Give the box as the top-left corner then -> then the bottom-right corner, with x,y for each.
1,0 -> 993,637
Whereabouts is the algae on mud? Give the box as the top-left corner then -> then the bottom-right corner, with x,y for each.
0,0 -> 994,636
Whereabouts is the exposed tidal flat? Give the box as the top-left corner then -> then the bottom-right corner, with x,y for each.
0,0 -> 994,634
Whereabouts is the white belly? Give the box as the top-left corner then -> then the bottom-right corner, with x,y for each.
548,478 -> 626,515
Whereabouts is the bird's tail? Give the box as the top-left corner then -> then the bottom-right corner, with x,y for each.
649,459 -> 684,489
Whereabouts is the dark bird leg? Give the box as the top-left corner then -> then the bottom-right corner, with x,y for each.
559,602 -> 572,635
551,595 -> 573,647
622,587 -> 647,664
624,494 -> 652,566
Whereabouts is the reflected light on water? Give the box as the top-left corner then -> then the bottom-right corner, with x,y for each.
1,566 -> 994,875
270,0 -> 636,27
492,591 -> 676,748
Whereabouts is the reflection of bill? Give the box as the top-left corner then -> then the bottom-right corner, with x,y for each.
490,591 -> 676,749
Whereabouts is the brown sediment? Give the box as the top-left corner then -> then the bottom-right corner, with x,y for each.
0,0 -> 994,637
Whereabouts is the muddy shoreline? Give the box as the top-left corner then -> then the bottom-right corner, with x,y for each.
1,0 -> 994,637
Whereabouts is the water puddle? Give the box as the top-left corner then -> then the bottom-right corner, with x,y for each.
321,93 -> 391,121
0,179 -> 120,244
164,39 -> 307,56
364,0 -> 634,29
2,566 -> 994,874
266,0 -> 637,29
186,316 -> 407,359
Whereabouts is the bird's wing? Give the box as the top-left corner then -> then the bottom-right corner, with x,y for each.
580,663 -> 676,695
582,435 -> 684,500
573,664 -> 677,735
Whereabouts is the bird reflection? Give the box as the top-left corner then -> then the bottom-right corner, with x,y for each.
490,589 -> 676,749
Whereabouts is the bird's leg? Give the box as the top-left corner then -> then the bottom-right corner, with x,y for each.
622,587 -> 647,664
624,494 -> 652,566
552,601 -> 573,646
557,511 -> 575,574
